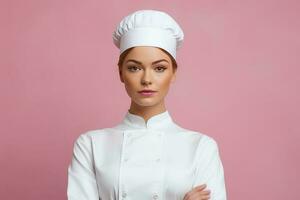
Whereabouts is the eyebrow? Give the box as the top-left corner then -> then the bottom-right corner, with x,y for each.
125,59 -> 169,65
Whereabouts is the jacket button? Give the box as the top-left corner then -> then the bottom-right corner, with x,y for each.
122,191 -> 127,198
152,194 -> 159,199
124,158 -> 129,162
156,158 -> 161,162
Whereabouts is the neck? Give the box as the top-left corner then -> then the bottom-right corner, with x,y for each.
128,100 -> 167,123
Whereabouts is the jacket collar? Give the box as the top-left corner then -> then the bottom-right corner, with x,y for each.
122,109 -> 174,130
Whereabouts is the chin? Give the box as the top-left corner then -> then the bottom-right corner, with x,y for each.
136,101 -> 157,107
133,98 -> 160,107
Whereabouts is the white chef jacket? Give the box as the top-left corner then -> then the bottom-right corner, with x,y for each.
67,110 -> 227,200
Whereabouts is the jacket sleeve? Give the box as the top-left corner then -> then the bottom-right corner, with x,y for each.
67,133 -> 100,200
193,136 -> 227,200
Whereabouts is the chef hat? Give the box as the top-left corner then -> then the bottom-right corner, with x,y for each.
112,9 -> 184,60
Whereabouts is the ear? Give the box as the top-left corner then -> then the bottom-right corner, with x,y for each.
119,68 -> 124,83
171,70 -> 176,82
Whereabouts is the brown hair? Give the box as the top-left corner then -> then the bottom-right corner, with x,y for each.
117,47 -> 178,74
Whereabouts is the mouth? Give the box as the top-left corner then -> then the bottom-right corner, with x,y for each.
138,90 -> 157,96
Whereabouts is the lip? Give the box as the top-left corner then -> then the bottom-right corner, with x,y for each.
139,89 -> 157,93
138,90 -> 157,97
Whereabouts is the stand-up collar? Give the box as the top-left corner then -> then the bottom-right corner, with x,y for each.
122,110 -> 174,130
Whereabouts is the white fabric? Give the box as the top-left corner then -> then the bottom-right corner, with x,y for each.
112,10 -> 184,60
67,110 -> 227,200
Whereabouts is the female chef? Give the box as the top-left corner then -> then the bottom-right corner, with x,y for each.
67,9 -> 227,200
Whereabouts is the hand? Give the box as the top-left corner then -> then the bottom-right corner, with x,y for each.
183,184 -> 211,200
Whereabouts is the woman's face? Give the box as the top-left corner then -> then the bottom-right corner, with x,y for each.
119,46 -> 176,107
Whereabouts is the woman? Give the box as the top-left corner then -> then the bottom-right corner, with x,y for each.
67,9 -> 227,200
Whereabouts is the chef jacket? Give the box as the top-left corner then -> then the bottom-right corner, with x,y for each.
67,110 -> 227,200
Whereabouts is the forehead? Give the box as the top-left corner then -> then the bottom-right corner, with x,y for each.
124,46 -> 171,62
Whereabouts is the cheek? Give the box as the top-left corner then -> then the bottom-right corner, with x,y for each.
156,76 -> 172,90
124,76 -> 139,91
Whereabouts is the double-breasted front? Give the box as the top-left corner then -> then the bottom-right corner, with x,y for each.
67,110 -> 227,200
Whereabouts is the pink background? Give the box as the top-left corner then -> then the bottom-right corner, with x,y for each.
1,0 -> 299,199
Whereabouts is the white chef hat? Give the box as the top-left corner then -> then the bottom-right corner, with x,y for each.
112,9 -> 184,60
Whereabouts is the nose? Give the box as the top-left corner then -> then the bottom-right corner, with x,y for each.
141,68 -> 152,85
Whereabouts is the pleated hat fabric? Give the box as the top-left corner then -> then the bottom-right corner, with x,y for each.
112,9 -> 184,60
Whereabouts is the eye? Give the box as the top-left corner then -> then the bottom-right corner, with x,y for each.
155,66 -> 167,72
127,66 -> 140,72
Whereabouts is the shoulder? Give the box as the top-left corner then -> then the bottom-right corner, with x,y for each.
192,132 -> 221,161
174,125 -> 220,152
178,126 -> 220,152
175,124 -> 218,145
72,128 -> 114,146
199,134 -> 219,149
